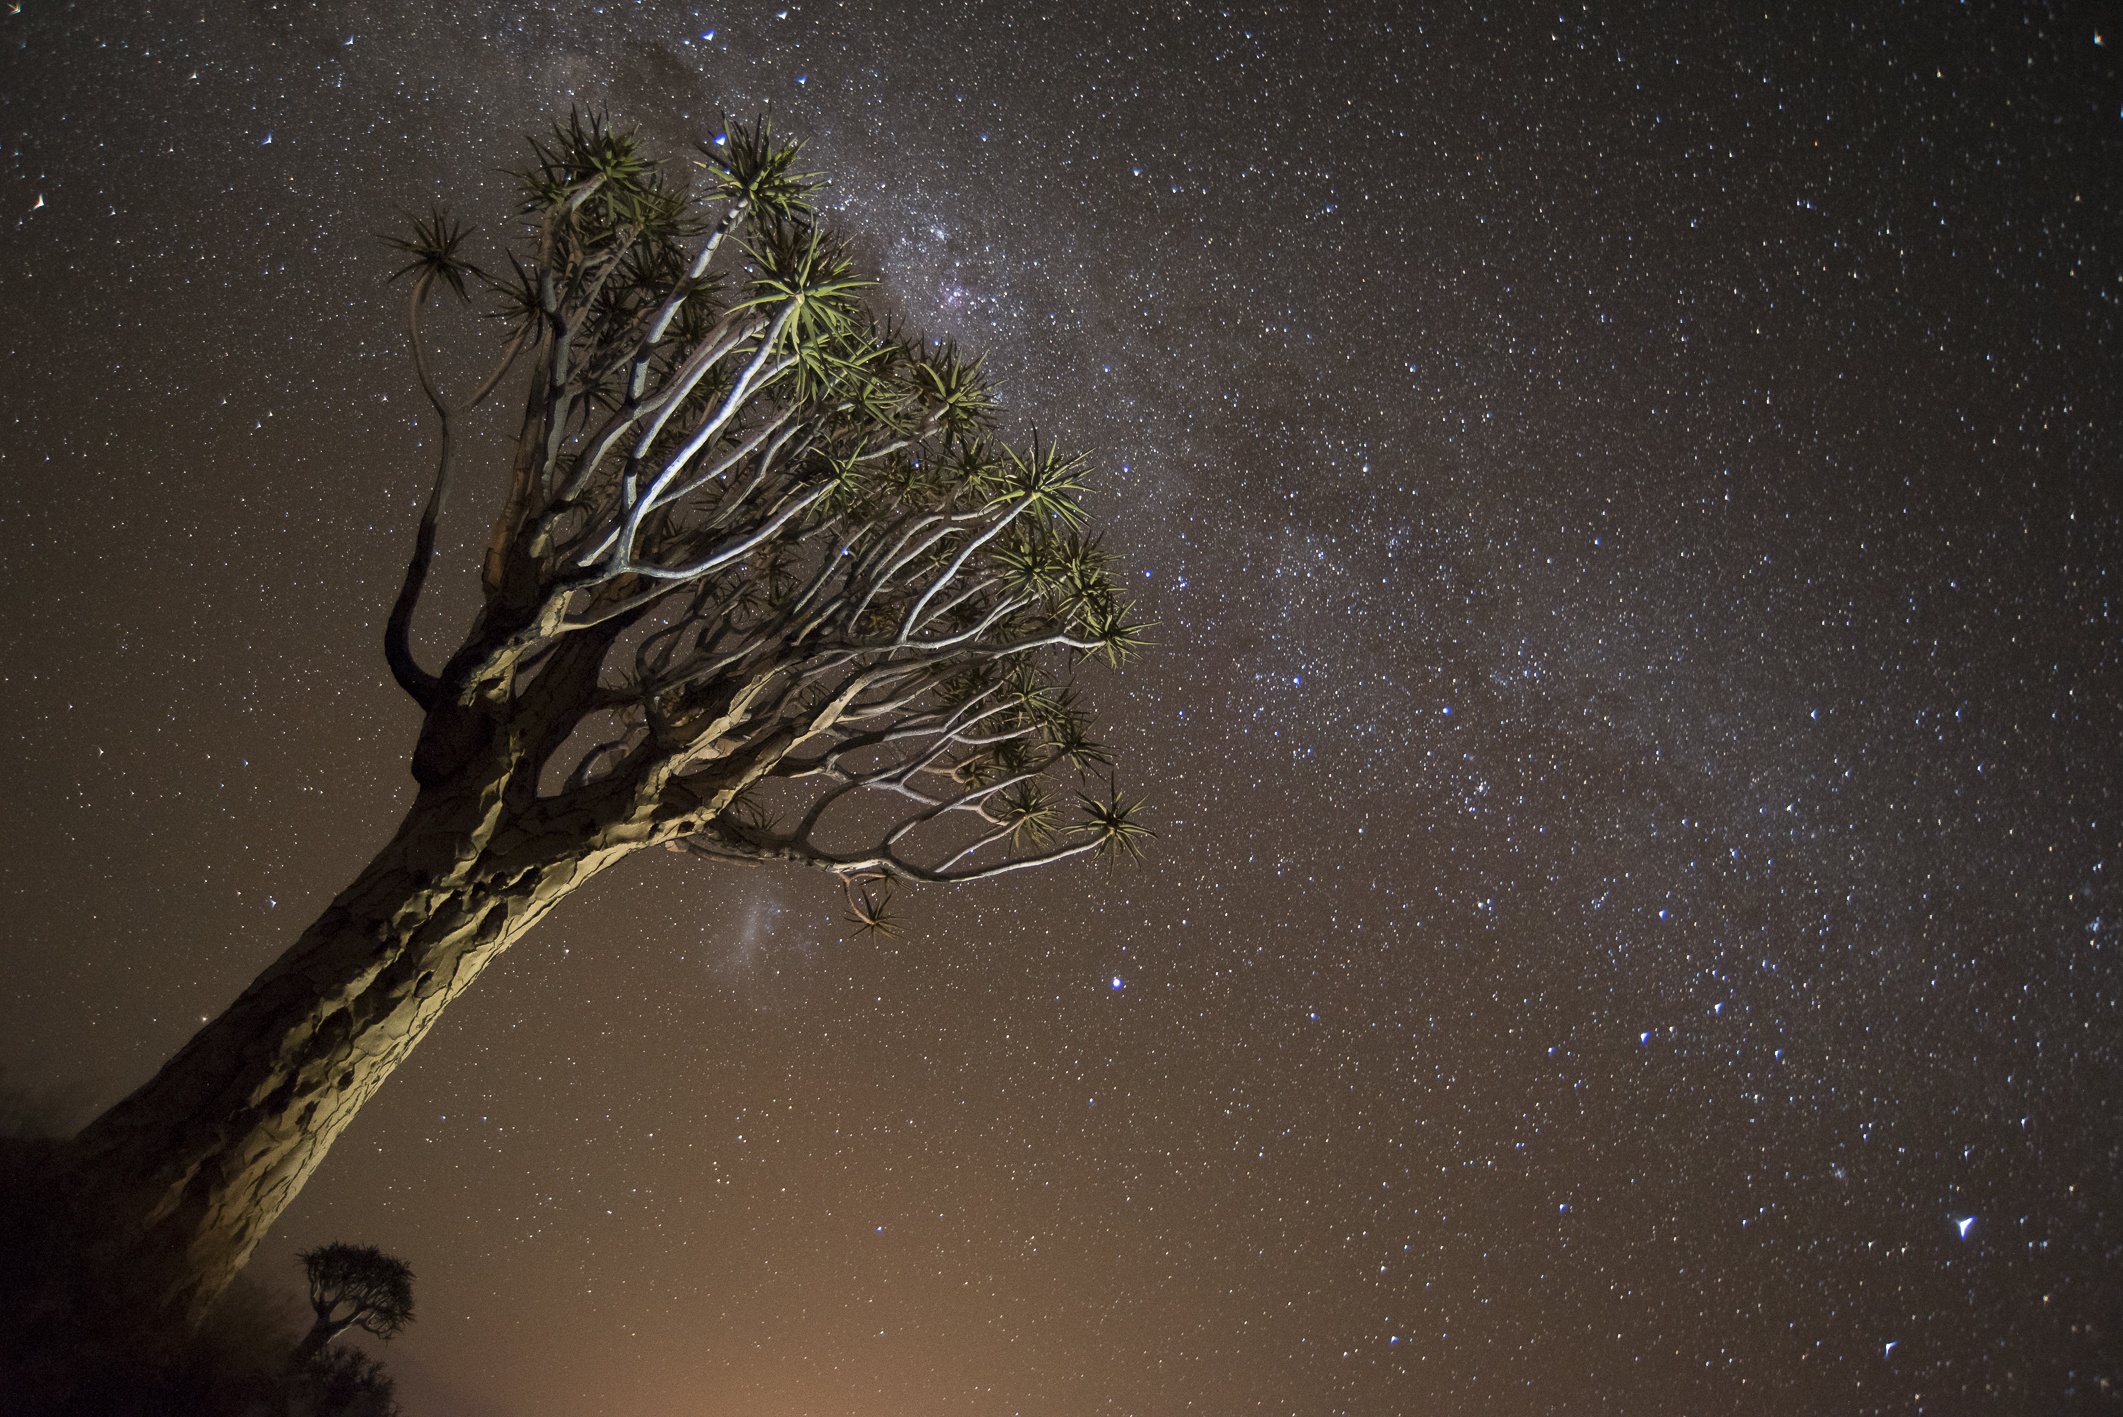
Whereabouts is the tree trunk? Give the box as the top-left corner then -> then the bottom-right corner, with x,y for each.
63,776 -> 635,1329
288,1313 -> 349,1371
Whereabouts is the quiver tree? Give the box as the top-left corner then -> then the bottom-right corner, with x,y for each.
291,1243 -> 415,1368
62,113 -> 1149,1329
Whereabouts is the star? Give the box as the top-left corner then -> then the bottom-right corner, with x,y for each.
1956,1216 -> 1976,1239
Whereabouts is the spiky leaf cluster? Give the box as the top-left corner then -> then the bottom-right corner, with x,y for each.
385,111 -> 1151,904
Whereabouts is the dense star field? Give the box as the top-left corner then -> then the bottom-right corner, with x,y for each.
3,3 -> 2119,1413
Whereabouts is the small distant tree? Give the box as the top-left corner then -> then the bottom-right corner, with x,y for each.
61,111 -> 1151,1330
291,1244 -> 415,1367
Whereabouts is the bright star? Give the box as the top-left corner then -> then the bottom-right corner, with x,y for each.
1956,1216 -> 1975,1238
1111,975 -> 1124,990
1884,1340 -> 1897,1357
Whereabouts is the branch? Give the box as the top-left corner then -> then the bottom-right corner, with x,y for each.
894,493 -> 1033,642
595,304 -> 797,570
383,269 -> 451,708
557,310 -> 760,510
673,822 -> 1106,885
618,477 -> 833,581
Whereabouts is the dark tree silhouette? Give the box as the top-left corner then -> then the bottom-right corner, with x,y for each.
291,1244 -> 415,1367
60,112 -> 1150,1329
291,1345 -> 401,1417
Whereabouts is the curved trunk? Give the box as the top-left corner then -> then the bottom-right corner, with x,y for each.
63,778 -> 634,1328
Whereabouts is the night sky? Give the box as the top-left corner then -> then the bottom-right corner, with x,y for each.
4,3 -> 2121,1413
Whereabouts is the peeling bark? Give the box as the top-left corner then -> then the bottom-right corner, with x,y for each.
63,780 -> 631,1328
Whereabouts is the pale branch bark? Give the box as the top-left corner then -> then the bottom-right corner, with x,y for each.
675,822 -> 1107,885
897,496 -> 1033,641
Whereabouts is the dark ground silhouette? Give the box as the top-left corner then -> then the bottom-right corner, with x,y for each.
0,1099 -> 403,1417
